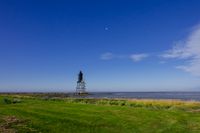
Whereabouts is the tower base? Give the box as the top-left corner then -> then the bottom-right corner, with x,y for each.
76,81 -> 86,95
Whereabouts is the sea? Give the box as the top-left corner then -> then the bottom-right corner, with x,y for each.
1,91 -> 200,101
78,92 -> 200,101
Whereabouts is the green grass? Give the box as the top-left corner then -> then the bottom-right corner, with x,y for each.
1,95 -> 200,133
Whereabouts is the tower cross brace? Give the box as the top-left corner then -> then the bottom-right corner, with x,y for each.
76,71 -> 86,94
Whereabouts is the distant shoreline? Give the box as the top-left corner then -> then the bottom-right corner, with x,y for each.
1,92 -> 200,101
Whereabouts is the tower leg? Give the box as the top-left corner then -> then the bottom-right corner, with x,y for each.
76,81 -> 86,95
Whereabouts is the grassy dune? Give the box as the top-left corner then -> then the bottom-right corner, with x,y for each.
1,94 -> 200,133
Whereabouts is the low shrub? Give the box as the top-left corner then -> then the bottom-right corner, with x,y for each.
3,97 -> 12,104
96,99 -> 109,105
13,98 -> 22,103
3,97 -> 22,104
109,100 -> 119,105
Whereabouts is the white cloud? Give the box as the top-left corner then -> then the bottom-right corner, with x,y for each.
162,24 -> 200,76
159,61 -> 167,64
100,52 -> 114,60
176,58 -> 200,76
130,54 -> 149,62
100,52 -> 149,62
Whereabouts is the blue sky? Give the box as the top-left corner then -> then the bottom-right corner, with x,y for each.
0,0 -> 200,92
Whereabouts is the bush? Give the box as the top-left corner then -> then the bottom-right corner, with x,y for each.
13,98 -> 22,103
97,99 -> 109,105
3,97 -> 22,104
108,100 -> 119,105
119,101 -> 127,106
3,97 -> 12,104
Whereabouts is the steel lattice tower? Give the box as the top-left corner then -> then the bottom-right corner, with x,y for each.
76,71 -> 86,94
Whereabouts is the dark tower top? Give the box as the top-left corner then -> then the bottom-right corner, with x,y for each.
77,71 -> 83,83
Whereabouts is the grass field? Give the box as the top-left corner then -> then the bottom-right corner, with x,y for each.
1,94 -> 200,133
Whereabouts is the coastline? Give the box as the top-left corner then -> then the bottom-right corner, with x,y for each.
1,91 -> 200,101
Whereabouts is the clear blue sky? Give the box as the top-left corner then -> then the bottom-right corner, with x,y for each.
0,0 -> 200,92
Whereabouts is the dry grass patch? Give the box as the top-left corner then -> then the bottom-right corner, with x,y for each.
127,99 -> 200,109
0,116 -> 36,133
